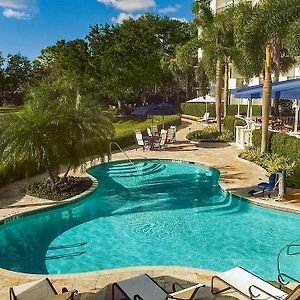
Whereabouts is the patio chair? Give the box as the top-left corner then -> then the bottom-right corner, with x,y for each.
249,173 -> 279,197
134,131 -> 149,151
9,278 -> 76,300
151,125 -> 159,135
112,273 -> 204,300
147,128 -> 153,138
153,131 -> 167,150
167,127 -> 176,143
198,112 -> 210,123
211,266 -> 300,300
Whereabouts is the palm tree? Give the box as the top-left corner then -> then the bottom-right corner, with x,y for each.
195,1 -> 236,132
0,80 -> 114,184
238,0 -> 300,153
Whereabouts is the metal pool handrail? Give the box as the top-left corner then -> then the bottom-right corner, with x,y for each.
108,142 -> 137,169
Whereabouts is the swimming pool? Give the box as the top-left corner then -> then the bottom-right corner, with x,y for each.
0,160 -> 299,279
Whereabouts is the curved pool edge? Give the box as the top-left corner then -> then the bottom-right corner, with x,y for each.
1,158 -> 299,227
0,173 -> 99,226
0,158 -> 299,281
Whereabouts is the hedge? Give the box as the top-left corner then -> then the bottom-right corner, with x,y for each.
252,129 -> 300,188
181,103 -> 262,118
223,115 -> 247,137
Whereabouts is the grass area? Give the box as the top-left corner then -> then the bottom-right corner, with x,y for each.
114,115 -> 180,138
113,115 -> 181,149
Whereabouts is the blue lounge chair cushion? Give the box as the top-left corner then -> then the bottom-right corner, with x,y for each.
257,174 -> 277,191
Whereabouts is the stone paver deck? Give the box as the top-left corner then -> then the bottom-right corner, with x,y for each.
0,118 -> 299,299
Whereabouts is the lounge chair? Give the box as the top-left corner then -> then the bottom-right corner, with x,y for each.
167,127 -> 176,143
153,131 -> 167,150
211,267 -> 300,300
151,125 -> 159,135
248,173 -> 279,197
112,273 -> 204,300
198,112 -> 210,123
134,131 -> 149,151
9,278 -> 76,300
147,128 -> 153,138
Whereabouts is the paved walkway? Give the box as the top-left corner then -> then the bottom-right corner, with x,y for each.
0,118 -> 299,299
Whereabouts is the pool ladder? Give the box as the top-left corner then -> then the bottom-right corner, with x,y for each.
108,142 -> 137,169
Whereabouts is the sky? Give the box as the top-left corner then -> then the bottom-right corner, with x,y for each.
0,0 -> 195,61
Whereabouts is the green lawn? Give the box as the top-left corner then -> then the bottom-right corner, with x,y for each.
113,115 -> 181,148
114,115 -> 180,138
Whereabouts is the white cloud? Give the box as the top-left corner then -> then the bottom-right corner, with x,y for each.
171,17 -> 188,23
112,11 -> 140,23
97,0 -> 156,12
158,4 -> 181,14
0,0 -> 37,19
3,7 -> 29,19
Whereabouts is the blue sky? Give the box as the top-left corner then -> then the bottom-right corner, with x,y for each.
0,0 -> 194,61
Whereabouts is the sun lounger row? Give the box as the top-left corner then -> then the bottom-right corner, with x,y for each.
9,267 -> 300,300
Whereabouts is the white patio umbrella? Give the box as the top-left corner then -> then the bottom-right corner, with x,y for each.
186,95 -> 215,112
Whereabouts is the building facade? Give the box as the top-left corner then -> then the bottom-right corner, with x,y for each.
199,0 -> 300,101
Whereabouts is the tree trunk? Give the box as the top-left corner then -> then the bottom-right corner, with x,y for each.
117,100 -> 122,110
215,57 -> 223,132
261,45 -> 272,154
273,42 -> 281,116
223,62 -> 229,117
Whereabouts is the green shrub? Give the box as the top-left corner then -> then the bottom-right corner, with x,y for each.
240,147 -> 295,174
252,129 -> 274,151
186,125 -> 231,142
270,133 -> 300,163
25,176 -> 93,201
181,103 -> 216,118
223,116 -> 246,139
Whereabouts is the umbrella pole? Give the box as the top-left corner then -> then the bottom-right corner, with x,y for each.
163,115 -> 165,129
206,102 -> 208,113
294,100 -> 300,132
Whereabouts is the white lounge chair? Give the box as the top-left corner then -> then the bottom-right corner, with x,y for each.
211,267 -> 300,300
167,126 -> 176,143
134,131 -> 149,150
153,131 -> 167,150
147,127 -> 153,137
112,273 -> 204,300
9,278 -> 75,300
198,112 -> 210,123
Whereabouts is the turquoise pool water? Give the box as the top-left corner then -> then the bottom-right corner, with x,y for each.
0,160 -> 299,279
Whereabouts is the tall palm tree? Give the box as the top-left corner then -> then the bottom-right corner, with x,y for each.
0,80 -> 114,184
195,1 -> 237,132
238,0 -> 300,153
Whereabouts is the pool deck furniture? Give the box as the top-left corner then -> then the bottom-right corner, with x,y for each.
197,112 -> 210,123
9,278 -> 75,300
211,267 -> 300,300
134,131 -> 150,151
112,273 -> 204,300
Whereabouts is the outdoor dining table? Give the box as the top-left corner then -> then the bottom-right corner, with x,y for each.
144,135 -> 160,150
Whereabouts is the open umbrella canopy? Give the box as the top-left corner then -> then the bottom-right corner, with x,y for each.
131,102 -> 179,129
232,78 -> 300,99
186,95 -> 215,103
131,103 -> 178,116
232,79 -> 300,132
